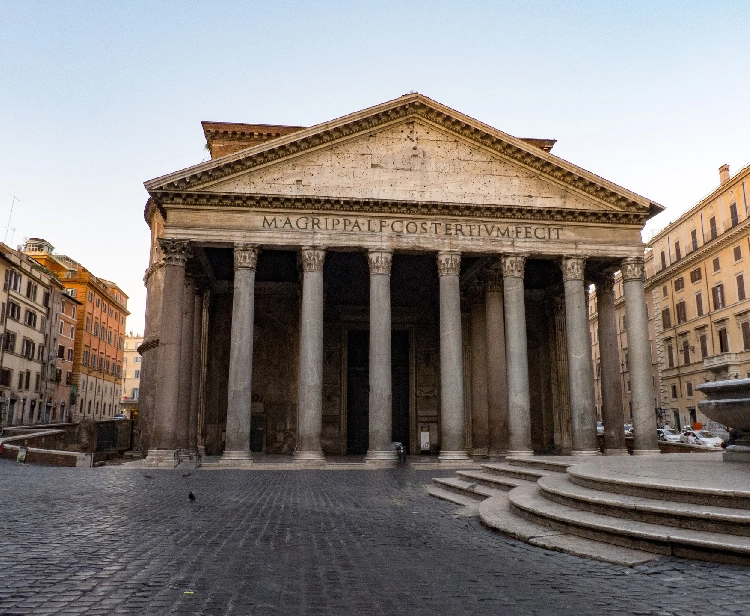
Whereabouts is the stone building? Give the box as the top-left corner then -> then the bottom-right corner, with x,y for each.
140,94 -> 663,467
0,243 -> 61,425
24,239 -> 129,421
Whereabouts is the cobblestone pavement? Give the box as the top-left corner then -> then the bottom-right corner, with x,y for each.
2,460 -> 749,616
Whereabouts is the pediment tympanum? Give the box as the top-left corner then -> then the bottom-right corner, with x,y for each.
194,119 -> 600,212
145,94 -> 662,226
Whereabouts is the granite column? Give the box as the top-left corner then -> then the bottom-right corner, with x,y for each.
221,244 -> 258,465
437,251 -> 470,461
485,267 -> 509,457
294,247 -> 326,463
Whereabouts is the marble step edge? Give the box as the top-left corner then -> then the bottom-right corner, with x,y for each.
508,483 -> 750,565
431,477 -> 504,500
538,473 -> 750,535
480,462 -> 548,481
567,468 -> 750,510
455,469 -> 529,491
427,486 -> 482,508
478,493 -> 660,567
505,456 -> 573,473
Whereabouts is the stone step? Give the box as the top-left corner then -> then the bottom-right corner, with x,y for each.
508,483 -> 750,566
431,477 -> 505,501
478,493 -> 660,567
568,463 -> 750,510
538,473 -> 750,537
505,456 -> 573,473
427,486 -> 482,508
480,462 -> 548,482
455,469 -> 528,491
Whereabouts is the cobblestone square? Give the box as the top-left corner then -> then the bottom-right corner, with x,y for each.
2,460 -> 749,616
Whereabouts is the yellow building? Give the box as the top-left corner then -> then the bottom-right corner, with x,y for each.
590,164 -> 750,433
120,331 -> 143,419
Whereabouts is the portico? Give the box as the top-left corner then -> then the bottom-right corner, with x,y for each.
139,94 -> 662,467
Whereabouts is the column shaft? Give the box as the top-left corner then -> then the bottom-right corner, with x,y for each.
221,245 -> 258,465
365,250 -> 397,463
437,251 -> 470,461
295,247 -> 326,463
485,269 -> 509,457
469,291 -> 489,457
176,277 -> 195,451
596,273 -> 627,454
622,257 -> 660,454
146,239 -> 190,466
502,255 -> 533,456
188,289 -> 203,452
561,257 -> 599,455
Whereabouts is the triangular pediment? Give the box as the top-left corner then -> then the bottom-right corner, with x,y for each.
145,94 -> 662,220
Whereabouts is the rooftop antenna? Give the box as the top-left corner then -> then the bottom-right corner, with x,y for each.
5,194 -> 19,243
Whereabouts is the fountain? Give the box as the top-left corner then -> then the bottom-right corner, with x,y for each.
696,378 -> 750,463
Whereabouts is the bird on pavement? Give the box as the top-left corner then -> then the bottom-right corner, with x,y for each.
188,491 -> 196,502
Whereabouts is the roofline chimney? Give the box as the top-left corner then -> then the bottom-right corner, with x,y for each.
720,164 -> 730,185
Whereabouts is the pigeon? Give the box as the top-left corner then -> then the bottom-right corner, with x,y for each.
143,474 -> 153,479
188,491 -> 196,502
182,472 -> 192,478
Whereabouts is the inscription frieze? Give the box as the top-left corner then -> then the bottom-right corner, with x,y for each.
260,215 -> 564,241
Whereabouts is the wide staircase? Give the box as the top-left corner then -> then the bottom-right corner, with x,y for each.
429,455 -> 750,566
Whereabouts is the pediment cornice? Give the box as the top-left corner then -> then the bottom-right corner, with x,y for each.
145,94 -> 662,217
150,190 -> 649,225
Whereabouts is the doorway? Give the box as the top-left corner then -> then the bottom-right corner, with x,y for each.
345,329 -> 411,455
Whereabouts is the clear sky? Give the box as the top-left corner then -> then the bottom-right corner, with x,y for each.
1,1 -> 748,333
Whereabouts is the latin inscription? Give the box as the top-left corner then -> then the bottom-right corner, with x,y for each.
260,216 -> 563,240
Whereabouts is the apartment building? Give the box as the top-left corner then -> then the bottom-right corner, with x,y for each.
120,331 -> 143,419
0,243 -> 62,425
24,239 -> 130,421
590,163 -> 750,433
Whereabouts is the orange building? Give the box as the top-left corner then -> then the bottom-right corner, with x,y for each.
23,239 -> 129,420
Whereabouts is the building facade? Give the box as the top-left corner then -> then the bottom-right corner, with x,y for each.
24,239 -> 129,421
140,94 -> 662,467
647,164 -> 750,431
120,331 -> 143,419
0,243 -> 62,425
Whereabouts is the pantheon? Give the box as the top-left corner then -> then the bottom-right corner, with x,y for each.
139,94 -> 662,467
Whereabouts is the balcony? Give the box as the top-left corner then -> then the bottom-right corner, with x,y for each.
703,353 -> 741,372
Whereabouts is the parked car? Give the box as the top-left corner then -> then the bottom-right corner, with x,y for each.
657,428 -> 681,443
596,421 -> 604,435
679,430 -> 723,447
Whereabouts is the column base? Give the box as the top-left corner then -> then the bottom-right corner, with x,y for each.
143,449 -> 179,469
632,449 -> 661,456
364,450 -> 398,465
571,449 -> 601,457
470,447 -> 489,458
438,450 -> 472,462
219,450 -> 254,467
487,448 -> 507,459
293,450 -> 326,466
603,448 -> 629,456
506,449 -> 534,457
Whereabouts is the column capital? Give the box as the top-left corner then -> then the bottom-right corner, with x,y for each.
300,246 -> 326,272
158,238 -> 191,267
234,244 -> 259,270
437,251 -> 461,277
595,271 -> 616,296
486,267 -> 503,293
500,255 -> 526,278
621,257 -> 645,282
561,256 -> 586,282
367,248 -> 393,275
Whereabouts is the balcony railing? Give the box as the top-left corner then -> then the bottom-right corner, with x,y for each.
703,353 -> 741,370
